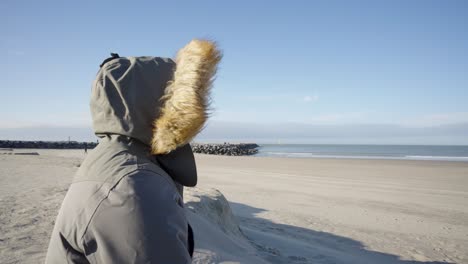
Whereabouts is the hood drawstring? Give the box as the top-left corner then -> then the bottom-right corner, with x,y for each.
99,53 -> 120,68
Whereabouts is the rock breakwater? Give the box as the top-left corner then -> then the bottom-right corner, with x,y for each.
191,143 -> 259,156
0,140 -> 97,149
0,140 -> 260,156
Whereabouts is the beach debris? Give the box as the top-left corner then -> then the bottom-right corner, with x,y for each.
13,152 -> 40,156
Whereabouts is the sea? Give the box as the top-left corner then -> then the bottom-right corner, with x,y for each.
254,144 -> 468,162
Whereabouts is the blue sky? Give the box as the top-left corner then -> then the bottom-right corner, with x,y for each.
1,1 -> 467,144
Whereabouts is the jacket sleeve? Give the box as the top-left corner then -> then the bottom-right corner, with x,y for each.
82,171 -> 191,263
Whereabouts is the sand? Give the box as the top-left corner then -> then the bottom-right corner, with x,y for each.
1,149 -> 467,263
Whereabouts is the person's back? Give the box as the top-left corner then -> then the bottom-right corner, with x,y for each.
46,40 -> 221,263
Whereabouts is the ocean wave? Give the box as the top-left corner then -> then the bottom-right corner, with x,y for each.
404,155 -> 468,161
257,152 -> 468,161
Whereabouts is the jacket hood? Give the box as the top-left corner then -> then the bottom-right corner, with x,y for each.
90,40 -> 222,154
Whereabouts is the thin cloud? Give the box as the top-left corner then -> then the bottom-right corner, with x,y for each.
306,112 -> 366,124
303,95 -> 319,103
196,121 -> 468,145
400,112 -> 468,127
0,112 -> 91,129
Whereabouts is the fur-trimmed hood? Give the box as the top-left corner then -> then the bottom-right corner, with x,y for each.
90,40 -> 221,154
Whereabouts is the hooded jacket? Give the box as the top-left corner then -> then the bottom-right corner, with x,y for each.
45,40 -> 221,263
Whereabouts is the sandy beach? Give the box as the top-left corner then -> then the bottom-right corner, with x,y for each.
1,149 -> 467,263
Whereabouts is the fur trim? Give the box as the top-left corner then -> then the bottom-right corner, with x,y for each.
151,39 -> 222,154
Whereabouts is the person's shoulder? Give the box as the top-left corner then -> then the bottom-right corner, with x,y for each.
82,168 -> 182,232
75,141 -> 139,183
119,168 -> 180,200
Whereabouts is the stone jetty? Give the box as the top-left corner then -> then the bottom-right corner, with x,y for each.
191,143 -> 259,156
0,140 -> 259,156
0,140 -> 97,150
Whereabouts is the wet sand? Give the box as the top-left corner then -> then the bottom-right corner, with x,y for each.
1,149 -> 467,263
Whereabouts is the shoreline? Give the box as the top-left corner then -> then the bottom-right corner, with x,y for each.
2,141 -> 468,162
3,148 -> 468,164
200,152 -> 468,164
255,155 -> 468,162
255,144 -> 468,162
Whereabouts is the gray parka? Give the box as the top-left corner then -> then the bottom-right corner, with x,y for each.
46,40 -> 221,263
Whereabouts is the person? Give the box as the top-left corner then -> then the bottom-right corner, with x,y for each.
45,39 -> 221,263
84,143 -> 87,154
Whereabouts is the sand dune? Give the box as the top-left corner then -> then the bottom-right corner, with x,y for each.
1,149 -> 467,263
